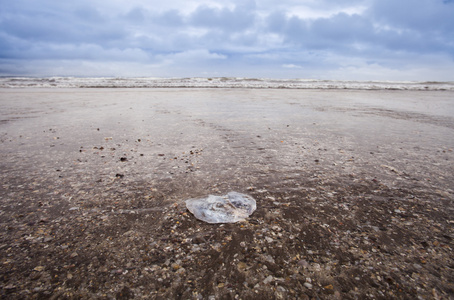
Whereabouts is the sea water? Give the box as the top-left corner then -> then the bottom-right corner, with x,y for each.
1,76 -> 454,90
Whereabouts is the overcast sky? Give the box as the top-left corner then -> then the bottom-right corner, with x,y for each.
1,0 -> 453,80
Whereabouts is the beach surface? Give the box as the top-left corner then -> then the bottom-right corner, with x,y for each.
1,88 -> 453,299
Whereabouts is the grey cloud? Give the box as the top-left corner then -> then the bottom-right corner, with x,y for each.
154,10 -> 185,27
310,13 -> 373,43
122,7 -> 184,27
188,4 -> 256,32
368,0 -> 454,32
265,11 -> 287,32
121,2 -> 257,33
123,7 -> 146,24
366,0 -> 454,55
73,6 -> 104,23
264,3 -> 453,58
1,4 -> 127,46
0,0 -> 453,79
266,12 -> 373,51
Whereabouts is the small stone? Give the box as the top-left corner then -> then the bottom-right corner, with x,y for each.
34,266 -> 45,272
237,262 -> 247,271
263,255 -> 275,264
263,275 -> 273,284
217,283 -> 225,288
298,260 -> 309,268
277,286 -> 286,292
324,284 -> 334,290
4,284 -> 16,290
304,282 -> 313,289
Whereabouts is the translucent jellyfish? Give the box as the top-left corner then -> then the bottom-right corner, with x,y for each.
185,192 -> 256,224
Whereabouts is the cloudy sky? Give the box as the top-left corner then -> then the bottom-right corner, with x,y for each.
1,0 -> 453,80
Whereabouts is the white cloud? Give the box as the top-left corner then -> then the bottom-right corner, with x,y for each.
156,49 -> 227,65
282,64 -> 302,69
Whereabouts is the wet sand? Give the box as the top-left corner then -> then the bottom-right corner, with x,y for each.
1,88 -> 453,299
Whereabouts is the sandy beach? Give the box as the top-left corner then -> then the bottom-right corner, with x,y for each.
1,88 -> 453,299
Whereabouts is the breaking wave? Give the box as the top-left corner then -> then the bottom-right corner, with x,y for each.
1,77 -> 453,90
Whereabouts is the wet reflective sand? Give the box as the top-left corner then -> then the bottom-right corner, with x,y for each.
1,88 -> 453,197
1,88 -> 453,298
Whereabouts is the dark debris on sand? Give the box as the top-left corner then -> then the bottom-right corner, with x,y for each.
1,167 -> 453,299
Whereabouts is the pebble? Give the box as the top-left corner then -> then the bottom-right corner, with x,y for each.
324,284 -> 334,290
263,275 -> 274,284
277,286 -> 286,292
304,282 -> 313,289
263,255 -> 275,264
33,266 -> 45,272
4,284 -> 16,290
298,260 -> 309,268
237,262 -> 247,270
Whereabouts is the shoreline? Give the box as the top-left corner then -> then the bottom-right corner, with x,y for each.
1,77 -> 454,90
1,88 -> 453,298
